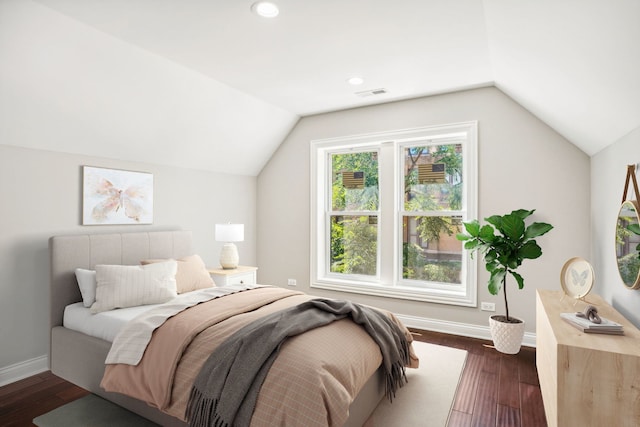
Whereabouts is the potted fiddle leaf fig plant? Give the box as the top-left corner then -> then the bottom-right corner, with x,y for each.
457,209 -> 553,354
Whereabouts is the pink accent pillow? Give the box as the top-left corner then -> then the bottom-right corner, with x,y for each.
141,254 -> 214,294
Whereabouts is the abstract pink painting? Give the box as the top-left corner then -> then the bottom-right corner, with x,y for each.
82,166 -> 153,225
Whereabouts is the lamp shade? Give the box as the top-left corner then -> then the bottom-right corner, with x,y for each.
215,223 -> 244,242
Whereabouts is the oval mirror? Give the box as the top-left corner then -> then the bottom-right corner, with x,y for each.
615,200 -> 640,289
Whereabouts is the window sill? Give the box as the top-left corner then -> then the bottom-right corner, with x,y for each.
311,279 -> 476,307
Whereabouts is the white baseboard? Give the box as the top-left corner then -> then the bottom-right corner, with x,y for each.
396,313 -> 537,348
0,355 -> 48,387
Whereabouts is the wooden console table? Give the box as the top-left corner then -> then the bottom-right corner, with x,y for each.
536,289 -> 640,427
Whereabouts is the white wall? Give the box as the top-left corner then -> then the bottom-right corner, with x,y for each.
591,126 -> 640,327
0,0 -> 266,382
0,144 -> 256,381
257,87 -> 591,337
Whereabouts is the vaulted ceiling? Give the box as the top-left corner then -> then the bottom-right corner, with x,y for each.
4,0 -> 640,175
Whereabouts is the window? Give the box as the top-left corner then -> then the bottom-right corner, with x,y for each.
329,150 -> 379,277
311,122 -> 477,306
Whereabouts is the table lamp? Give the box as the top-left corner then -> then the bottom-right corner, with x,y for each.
215,223 -> 244,269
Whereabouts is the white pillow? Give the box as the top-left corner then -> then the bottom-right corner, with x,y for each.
75,268 -> 97,307
91,261 -> 178,314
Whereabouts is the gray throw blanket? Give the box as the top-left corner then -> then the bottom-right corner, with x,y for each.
185,298 -> 411,427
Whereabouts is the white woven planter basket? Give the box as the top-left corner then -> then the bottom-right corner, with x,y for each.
489,315 -> 525,354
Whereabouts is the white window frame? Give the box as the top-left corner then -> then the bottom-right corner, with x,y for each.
310,121 -> 477,306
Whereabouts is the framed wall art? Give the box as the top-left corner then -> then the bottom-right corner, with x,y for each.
82,166 -> 153,225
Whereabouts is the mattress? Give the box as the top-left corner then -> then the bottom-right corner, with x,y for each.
63,302 -> 161,342
63,288 -> 215,342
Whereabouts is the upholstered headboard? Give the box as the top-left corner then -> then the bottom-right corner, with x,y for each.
49,230 -> 193,330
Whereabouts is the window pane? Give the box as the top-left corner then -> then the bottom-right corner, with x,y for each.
331,152 -> 379,211
403,215 -> 462,284
404,144 -> 462,211
330,215 -> 378,276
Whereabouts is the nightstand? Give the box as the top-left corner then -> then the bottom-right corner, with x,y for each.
208,265 -> 258,286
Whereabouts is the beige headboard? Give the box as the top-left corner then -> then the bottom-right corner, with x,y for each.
49,230 -> 193,329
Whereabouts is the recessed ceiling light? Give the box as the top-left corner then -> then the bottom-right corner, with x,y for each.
347,76 -> 364,85
251,2 -> 279,18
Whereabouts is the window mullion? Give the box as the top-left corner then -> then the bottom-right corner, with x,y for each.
378,141 -> 395,287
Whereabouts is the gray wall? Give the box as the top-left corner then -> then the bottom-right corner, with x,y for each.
257,86 -> 591,335
0,144 -> 256,372
591,126 -> 640,327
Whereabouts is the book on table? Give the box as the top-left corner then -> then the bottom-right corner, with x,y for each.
560,312 -> 624,335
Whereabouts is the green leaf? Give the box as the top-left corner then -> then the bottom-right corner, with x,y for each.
488,269 -> 506,295
485,215 -> 503,229
486,260 -> 500,273
463,220 -> 480,237
628,223 -> 640,235
479,225 -> 496,241
510,270 -> 525,289
456,233 -> 471,241
511,209 -> 534,220
519,240 -> 543,259
464,239 -> 481,250
485,249 -> 497,263
506,256 -> 520,269
525,222 -> 554,239
500,213 -> 526,241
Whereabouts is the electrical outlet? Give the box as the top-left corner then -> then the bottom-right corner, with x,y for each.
481,302 -> 496,312
287,278 -> 297,286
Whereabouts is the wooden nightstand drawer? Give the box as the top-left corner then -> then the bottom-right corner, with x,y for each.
208,266 -> 257,287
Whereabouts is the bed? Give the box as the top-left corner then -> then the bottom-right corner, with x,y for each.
49,230 -> 415,426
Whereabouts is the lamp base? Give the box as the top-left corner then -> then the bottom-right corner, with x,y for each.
219,242 -> 239,269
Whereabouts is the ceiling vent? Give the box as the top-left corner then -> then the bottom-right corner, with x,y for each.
355,88 -> 388,97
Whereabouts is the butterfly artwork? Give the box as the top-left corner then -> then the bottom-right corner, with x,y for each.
570,267 -> 589,287
82,166 -> 153,225
560,257 -> 594,300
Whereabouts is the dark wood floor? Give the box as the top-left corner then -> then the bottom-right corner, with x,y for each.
0,370 -> 89,427
0,330 -> 546,427
411,330 -> 547,427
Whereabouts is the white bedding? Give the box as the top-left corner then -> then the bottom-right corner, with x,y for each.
63,284 -> 264,346
63,287 -> 224,342
105,284 -> 262,365
64,302 -> 161,342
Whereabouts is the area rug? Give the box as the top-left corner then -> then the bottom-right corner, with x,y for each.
33,394 -> 159,427
34,342 -> 466,427
363,341 -> 468,427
